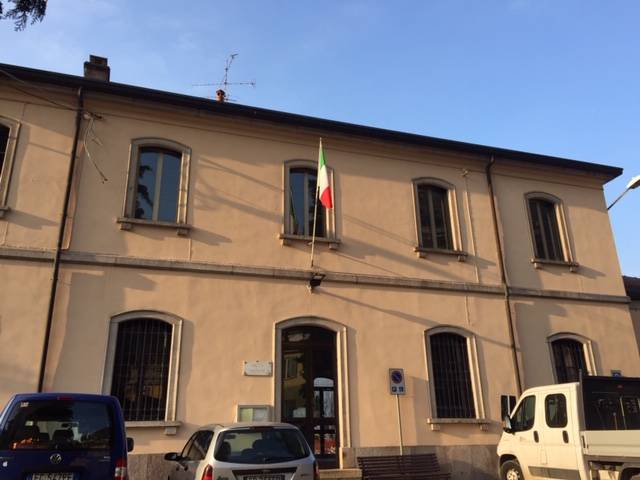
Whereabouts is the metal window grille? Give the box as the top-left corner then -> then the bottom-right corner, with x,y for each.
417,184 -> 453,250
552,339 -> 587,383
288,167 -> 325,237
111,319 -> 172,421
528,198 -> 564,261
429,332 -> 476,418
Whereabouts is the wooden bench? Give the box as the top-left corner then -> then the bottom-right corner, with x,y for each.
357,454 -> 451,480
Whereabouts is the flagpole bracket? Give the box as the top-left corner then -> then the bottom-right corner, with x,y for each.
308,272 -> 326,293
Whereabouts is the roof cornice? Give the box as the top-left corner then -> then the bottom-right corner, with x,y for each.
0,62 -> 622,181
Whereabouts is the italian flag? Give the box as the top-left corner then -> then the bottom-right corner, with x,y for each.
317,139 -> 333,209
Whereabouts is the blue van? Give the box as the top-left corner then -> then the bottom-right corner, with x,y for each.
0,393 -> 134,480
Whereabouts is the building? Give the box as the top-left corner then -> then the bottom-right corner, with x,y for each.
0,56 -> 638,479
625,276 -> 640,352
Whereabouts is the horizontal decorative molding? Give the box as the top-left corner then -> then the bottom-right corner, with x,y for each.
0,246 -> 630,304
0,246 -> 54,262
509,286 -> 630,304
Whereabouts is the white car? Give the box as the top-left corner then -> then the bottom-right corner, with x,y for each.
165,422 -> 318,480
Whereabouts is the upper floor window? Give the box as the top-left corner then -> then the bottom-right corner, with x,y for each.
103,311 -> 183,423
283,161 -> 334,240
550,337 -> 589,383
412,179 -> 465,260
426,328 -> 483,419
416,183 -> 453,250
527,194 -> 569,262
0,117 -> 21,218
119,138 -> 191,234
135,147 -> 182,222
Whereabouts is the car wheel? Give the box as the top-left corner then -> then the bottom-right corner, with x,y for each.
500,460 -> 524,480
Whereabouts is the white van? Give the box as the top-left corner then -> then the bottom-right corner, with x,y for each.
497,376 -> 640,480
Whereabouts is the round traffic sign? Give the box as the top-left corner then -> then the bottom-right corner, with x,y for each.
391,370 -> 403,384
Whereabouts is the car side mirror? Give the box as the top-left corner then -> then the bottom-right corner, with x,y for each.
503,415 -> 513,434
126,437 -> 134,452
164,452 -> 182,462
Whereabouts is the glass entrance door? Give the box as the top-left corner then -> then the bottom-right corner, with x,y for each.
281,326 -> 338,468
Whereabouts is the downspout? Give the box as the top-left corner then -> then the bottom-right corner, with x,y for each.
37,87 -> 84,392
485,156 -> 523,395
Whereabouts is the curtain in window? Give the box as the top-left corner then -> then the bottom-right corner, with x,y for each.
528,198 -> 564,261
111,319 -> 172,421
552,338 -> 587,383
417,184 -> 453,250
429,332 -> 476,418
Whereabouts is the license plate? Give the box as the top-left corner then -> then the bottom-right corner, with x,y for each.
31,474 -> 74,480
244,475 -> 284,480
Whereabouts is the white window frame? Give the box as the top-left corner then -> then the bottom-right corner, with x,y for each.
118,138 -> 192,234
547,332 -> 597,383
102,310 -> 183,427
424,326 -> 486,427
0,116 -> 21,218
412,178 -> 466,260
524,192 -> 577,270
281,159 -> 336,242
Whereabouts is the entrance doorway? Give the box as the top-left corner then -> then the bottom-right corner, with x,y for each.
281,326 -> 338,468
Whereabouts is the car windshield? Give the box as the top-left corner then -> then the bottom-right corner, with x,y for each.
214,427 -> 309,464
0,399 -> 113,451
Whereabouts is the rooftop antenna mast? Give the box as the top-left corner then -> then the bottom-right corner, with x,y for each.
192,53 -> 256,102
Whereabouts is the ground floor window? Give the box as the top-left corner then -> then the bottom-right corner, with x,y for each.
102,311 -> 182,423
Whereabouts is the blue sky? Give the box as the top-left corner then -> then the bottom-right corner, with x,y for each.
2,0 -> 639,275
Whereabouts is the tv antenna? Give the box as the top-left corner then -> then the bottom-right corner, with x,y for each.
192,53 -> 256,102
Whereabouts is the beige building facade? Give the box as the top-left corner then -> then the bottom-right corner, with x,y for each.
0,58 -> 638,479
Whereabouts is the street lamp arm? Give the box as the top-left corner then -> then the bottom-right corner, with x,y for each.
608,188 -> 630,210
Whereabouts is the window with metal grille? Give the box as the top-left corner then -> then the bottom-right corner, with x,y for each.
429,332 -> 476,418
287,166 -> 326,238
110,318 -> 172,421
528,197 -> 564,261
552,338 -> 587,383
416,184 -> 453,250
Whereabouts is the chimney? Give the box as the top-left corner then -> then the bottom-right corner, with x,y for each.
216,89 -> 227,102
84,55 -> 110,81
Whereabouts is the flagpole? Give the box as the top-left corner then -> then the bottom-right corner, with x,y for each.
310,138 -> 322,268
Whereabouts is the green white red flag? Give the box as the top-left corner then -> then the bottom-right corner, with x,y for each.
317,139 -> 333,209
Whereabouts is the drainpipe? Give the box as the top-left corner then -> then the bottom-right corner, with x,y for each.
37,87 -> 84,392
485,156 -> 523,396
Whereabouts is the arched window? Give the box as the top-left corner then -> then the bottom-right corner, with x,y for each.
527,195 -> 567,262
283,161 -> 334,240
550,337 -> 588,383
426,329 -> 481,419
120,138 -> 191,234
103,311 -> 182,423
0,117 -> 21,217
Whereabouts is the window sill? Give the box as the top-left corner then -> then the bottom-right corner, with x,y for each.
531,258 -> 579,273
0,206 -> 9,219
117,217 -> 191,236
427,418 -> 490,431
278,233 -> 340,250
125,420 -> 181,435
414,247 -> 468,262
